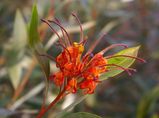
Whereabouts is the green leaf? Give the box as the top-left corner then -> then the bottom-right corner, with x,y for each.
137,86 -> 159,118
34,43 -> 50,79
6,9 -> 27,89
28,4 -> 39,48
100,46 -> 140,80
8,64 -> 22,89
28,4 -> 50,108
62,112 -> 102,118
13,9 -> 27,50
28,4 -> 50,79
55,95 -> 89,118
5,9 -> 27,66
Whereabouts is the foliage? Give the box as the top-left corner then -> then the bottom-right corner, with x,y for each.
101,46 -> 140,80
28,4 -> 50,79
63,112 -> 102,118
137,86 -> 159,118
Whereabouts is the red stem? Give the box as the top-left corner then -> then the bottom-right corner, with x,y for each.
36,89 -> 66,118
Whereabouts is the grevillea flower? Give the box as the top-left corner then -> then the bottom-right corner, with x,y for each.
36,13 -> 145,118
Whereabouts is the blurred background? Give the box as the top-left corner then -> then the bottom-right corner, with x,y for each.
0,0 -> 159,118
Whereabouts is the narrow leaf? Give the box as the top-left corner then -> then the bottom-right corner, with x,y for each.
28,4 -> 50,108
7,9 -> 27,89
34,43 -> 50,79
28,4 -> 39,48
100,46 -> 140,80
63,112 -> 102,118
5,9 -> 27,66
13,9 -> 27,50
28,4 -> 50,79
8,64 -> 22,89
137,86 -> 159,118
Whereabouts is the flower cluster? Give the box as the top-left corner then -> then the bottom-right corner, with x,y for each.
41,13 -> 145,95
50,42 -> 108,94
36,13 -> 146,118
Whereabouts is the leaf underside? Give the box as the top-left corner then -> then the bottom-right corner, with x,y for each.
100,46 -> 140,80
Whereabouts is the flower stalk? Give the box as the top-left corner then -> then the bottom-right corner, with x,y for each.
36,89 -> 66,118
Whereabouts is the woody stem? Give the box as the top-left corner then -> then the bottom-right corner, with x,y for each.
36,89 -> 66,118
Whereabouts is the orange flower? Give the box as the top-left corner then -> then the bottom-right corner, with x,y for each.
79,79 -> 98,94
65,78 -> 77,93
36,13 -> 146,118
41,13 -> 145,95
49,71 -> 64,86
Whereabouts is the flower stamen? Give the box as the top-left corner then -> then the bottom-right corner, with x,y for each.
55,18 -> 69,47
72,12 -> 84,43
41,19 -> 63,44
105,55 -> 146,63
101,64 -> 136,76
87,33 -> 107,54
99,43 -> 128,55
48,19 -> 72,45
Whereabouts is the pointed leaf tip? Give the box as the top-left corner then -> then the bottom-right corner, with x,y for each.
28,4 -> 39,48
28,4 -> 50,79
100,46 -> 141,80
